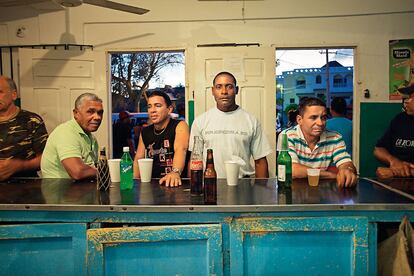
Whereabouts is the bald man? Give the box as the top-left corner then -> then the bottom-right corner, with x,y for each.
0,76 -> 48,180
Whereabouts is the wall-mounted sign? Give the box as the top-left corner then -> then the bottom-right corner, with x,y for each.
389,39 -> 414,100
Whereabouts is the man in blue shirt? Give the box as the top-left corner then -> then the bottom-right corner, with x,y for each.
326,97 -> 352,156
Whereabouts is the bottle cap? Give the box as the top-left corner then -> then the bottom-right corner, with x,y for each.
123,146 -> 129,152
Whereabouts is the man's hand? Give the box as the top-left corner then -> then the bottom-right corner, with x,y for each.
389,159 -> 413,177
159,171 -> 182,187
0,159 -> 21,181
336,167 -> 358,188
321,168 -> 338,179
376,167 -> 394,179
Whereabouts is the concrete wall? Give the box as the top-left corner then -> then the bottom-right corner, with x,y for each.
1,0 -> 414,167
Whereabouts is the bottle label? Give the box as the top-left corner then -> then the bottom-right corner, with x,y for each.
121,164 -> 132,173
277,165 -> 286,181
190,160 -> 203,170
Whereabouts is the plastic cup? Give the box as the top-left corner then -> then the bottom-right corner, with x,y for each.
307,168 -> 320,187
138,158 -> 153,182
224,161 -> 240,186
107,159 -> 121,182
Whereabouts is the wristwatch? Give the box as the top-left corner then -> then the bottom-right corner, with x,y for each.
343,166 -> 357,174
171,167 -> 181,174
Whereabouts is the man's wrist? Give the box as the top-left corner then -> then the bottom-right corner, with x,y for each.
341,166 -> 357,174
171,167 -> 181,174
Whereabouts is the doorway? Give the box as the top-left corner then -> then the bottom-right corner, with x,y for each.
109,50 -> 185,157
276,48 -> 355,157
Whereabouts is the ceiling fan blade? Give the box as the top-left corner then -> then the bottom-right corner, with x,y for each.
83,0 -> 149,14
0,0 -> 49,7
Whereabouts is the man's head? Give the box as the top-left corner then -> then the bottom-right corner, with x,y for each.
212,71 -> 238,112
119,111 -> 130,123
73,93 -> 104,134
0,76 -> 18,115
297,97 -> 327,140
330,97 -> 347,117
403,93 -> 414,116
147,91 -> 173,126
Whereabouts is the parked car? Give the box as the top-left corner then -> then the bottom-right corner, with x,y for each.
112,112 -> 179,125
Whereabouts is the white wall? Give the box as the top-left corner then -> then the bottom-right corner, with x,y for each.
1,0 -> 414,167
1,0 -> 413,99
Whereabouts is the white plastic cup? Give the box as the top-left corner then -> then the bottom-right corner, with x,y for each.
307,168 -> 320,187
138,158 -> 153,182
107,159 -> 121,182
224,161 -> 240,186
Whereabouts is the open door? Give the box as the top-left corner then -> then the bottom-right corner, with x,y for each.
18,48 -> 109,152
194,46 -> 276,176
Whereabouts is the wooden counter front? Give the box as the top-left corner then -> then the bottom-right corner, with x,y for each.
0,177 -> 413,275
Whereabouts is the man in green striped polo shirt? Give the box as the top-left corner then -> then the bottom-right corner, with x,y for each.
279,97 -> 357,188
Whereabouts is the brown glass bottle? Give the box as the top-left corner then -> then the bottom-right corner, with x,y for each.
204,149 -> 217,204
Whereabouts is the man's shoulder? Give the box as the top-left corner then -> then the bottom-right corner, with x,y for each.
327,117 -> 352,126
198,107 -> 216,116
281,127 -> 303,146
17,109 -> 44,123
322,130 -> 345,145
283,126 -> 299,137
174,119 -> 188,130
392,112 -> 413,123
231,106 -> 256,118
193,108 -> 217,123
49,120 -> 77,137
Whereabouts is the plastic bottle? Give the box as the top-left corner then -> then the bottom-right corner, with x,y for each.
277,133 -> 292,188
120,146 -> 133,190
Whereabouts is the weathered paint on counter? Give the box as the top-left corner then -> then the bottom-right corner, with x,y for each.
0,223 -> 87,275
87,224 -> 223,275
229,217 -> 368,275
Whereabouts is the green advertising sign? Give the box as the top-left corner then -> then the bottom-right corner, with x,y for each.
389,39 -> 414,100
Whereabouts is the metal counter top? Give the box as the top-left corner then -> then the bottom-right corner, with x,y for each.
0,177 -> 412,212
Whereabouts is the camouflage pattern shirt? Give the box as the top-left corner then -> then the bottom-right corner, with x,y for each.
0,109 -> 48,177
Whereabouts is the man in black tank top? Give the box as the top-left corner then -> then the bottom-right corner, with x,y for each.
133,91 -> 190,187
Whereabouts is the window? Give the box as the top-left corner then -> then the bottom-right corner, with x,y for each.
333,74 -> 344,87
345,74 -> 353,86
316,75 -> 322,84
290,98 -> 295,103
296,76 -> 306,88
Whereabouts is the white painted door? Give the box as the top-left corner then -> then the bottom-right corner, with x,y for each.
18,48 -> 109,152
194,47 -> 276,176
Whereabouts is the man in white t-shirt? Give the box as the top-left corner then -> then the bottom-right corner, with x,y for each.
189,72 -> 272,178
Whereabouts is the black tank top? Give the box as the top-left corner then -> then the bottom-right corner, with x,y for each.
141,119 -> 180,178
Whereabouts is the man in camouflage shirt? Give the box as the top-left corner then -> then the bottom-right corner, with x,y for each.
0,76 -> 48,180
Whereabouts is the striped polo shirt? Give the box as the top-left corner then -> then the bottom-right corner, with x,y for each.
279,125 -> 352,170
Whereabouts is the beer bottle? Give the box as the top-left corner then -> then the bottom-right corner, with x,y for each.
190,136 -> 203,195
97,147 -> 110,191
277,133 -> 292,188
120,146 -> 133,190
204,149 -> 217,204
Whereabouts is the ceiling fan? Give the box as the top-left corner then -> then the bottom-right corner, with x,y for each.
0,0 -> 149,15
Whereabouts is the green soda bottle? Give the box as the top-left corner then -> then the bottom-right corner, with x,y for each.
120,146 -> 133,190
277,133 -> 292,188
